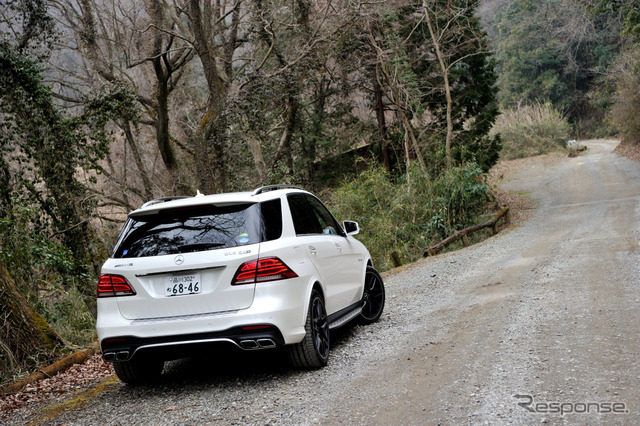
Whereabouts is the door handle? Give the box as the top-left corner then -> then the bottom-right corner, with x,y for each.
309,246 -> 317,255
335,243 -> 342,252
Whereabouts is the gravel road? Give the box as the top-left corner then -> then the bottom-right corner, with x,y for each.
7,139 -> 640,425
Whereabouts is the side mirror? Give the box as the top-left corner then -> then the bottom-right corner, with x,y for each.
343,220 -> 360,236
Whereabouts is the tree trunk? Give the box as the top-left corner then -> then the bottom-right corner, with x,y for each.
369,21 -> 392,174
0,156 -> 12,218
194,106 -> 227,194
189,0 -> 231,194
122,119 -> 154,200
270,93 -> 298,177
147,0 -> 178,173
424,1 -> 453,168
2,346 -> 99,394
424,207 -> 510,256
304,78 -> 330,183
152,54 -> 177,172
373,64 -> 392,174
241,115 -> 268,182
0,261 -> 65,376
398,107 -> 429,179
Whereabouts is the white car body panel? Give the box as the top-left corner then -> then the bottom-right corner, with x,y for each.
296,234 -> 366,314
102,248 -> 258,320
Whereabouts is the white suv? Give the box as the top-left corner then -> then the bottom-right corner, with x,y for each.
97,185 -> 385,384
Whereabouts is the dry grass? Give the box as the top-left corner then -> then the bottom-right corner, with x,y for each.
492,103 -> 572,160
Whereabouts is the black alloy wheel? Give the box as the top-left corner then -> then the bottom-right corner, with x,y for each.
360,266 -> 385,324
288,289 -> 330,368
310,294 -> 330,361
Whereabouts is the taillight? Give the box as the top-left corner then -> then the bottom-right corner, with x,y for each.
232,257 -> 298,285
97,274 -> 136,297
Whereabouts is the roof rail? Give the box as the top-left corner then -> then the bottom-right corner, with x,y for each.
140,196 -> 189,208
252,184 -> 303,195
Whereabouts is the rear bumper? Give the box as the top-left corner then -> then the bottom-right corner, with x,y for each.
101,324 -> 285,362
97,279 -> 310,362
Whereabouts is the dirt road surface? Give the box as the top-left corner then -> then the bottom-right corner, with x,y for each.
7,140 -> 640,425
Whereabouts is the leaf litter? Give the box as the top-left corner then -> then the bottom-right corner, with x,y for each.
0,354 -> 114,421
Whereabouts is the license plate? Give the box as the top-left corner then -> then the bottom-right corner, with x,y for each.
165,273 -> 201,297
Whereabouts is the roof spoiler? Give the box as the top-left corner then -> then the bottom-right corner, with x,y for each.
140,196 -> 189,208
252,185 -> 303,195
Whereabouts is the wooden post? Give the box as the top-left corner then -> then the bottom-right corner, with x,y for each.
424,207 -> 510,256
390,251 -> 403,268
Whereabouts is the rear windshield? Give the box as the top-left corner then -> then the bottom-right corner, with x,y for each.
112,200 -> 282,258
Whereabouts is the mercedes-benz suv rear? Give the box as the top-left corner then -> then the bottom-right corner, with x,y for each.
97,185 -> 385,384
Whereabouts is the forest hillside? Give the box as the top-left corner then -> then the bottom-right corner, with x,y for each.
1,0 -> 639,385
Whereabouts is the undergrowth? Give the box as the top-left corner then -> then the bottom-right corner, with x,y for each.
328,163 -> 493,271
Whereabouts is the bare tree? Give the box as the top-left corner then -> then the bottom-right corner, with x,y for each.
164,0 -> 364,189
422,0 -> 490,167
51,0 -> 195,207
368,16 -> 430,180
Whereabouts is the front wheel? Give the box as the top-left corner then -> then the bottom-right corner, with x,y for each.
360,266 -> 385,324
288,290 -> 330,369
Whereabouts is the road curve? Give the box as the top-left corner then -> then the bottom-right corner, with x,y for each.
10,140 -> 640,425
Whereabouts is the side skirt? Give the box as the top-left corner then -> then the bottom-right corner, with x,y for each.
327,301 -> 363,330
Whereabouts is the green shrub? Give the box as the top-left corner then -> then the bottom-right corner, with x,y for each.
35,284 -> 95,345
492,102 -> 572,159
328,163 -> 492,271
0,202 -> 95,347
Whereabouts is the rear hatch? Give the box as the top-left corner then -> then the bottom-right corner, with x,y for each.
105,201 -> 263,320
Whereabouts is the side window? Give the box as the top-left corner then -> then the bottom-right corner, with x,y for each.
260,199 -> 283,241
306,196 -> 343,236
287,194 -> 322,235
287,193 -> 343,236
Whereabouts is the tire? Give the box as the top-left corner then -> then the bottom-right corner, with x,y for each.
113,357 -> 164,385
359,266 -> 385,324
288,290 -> 330,369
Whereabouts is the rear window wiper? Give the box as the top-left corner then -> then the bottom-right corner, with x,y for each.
177,242 -> 225,253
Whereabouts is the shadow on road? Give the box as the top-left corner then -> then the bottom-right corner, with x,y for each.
117,322 -> 362,390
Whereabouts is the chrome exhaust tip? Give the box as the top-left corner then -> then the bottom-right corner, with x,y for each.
115,350 -> 130,361
257,339 -> 276,348
240,340 -> 259,349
